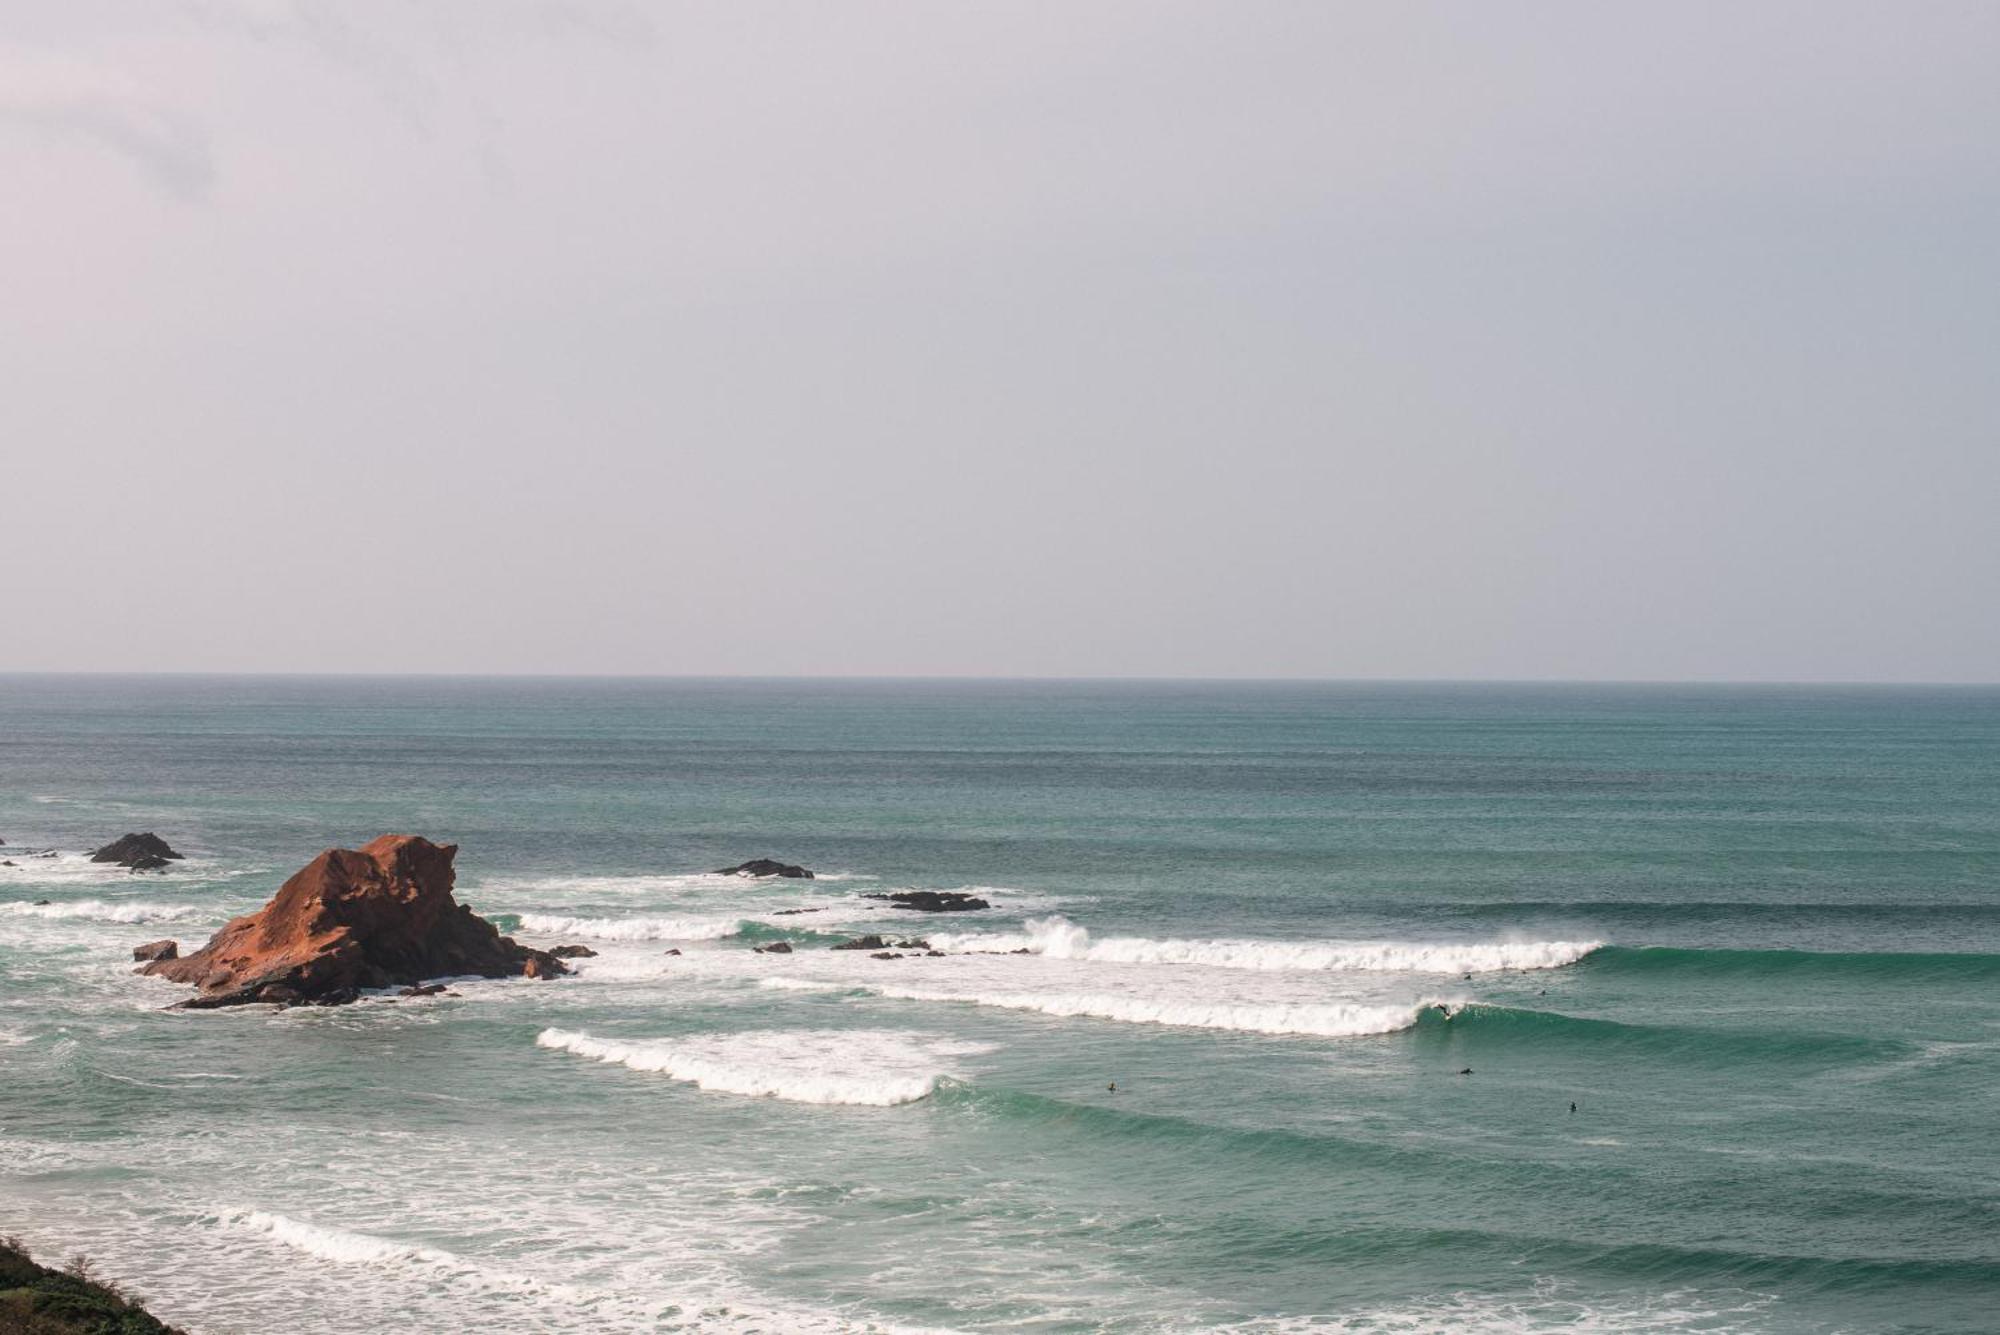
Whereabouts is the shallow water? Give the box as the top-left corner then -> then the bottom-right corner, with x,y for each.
1,677 -> 1996,1332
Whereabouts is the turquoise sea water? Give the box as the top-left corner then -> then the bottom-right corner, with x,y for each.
1,677 -> 1996,1333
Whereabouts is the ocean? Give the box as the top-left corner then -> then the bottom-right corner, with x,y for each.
1,676 -> 1996,1333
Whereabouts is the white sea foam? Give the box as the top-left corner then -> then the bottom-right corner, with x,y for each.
511,893 -> 1017,941
218,1208 -> 583,1300
515,912 -> 744,941
536,1026 -> 990,1104
817,979 -> 1436,1038
1233,1280 -> 1777,1332
472,872 -> 745,899
0,899 -> 198,924
223,1208 -> 458,1267
924,916 -> 1602,974
0,850 -> 255,890
472,870 -> 871,899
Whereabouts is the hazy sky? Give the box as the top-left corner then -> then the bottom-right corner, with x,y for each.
3,2 -> 1996,680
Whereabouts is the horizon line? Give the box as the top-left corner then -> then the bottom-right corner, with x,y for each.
1,670 -> 1996,689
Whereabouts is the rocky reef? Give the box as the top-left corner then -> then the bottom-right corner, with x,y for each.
864,890 -> 991,912
90,833 -> 183,872
715,858 -> 814,879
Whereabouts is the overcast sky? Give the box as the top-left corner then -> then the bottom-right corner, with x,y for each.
2,2 -> 1995,680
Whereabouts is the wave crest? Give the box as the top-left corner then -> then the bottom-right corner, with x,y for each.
223,1209 -> 454,1268
536,1026 -> 988,1104
513,913 -> 742,942
218,1209 -> 582,1300
862,984 -> 1435,1038
924,917 -> 1601,974
0,899 -> 197,924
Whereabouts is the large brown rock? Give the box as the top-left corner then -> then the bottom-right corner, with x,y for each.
142,834 -> 565,1008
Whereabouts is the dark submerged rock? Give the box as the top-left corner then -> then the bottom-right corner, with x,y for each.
864,890 -> 991,913
90,833 -> 184,867
126,854 -> 172,873
715,859 -> 814,880
833,934 -> 890,951
549,944 -> 598,959
754,941 -> 794,954
399,982 -> 448,997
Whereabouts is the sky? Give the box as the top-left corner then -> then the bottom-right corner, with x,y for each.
2,1 -> 1996,681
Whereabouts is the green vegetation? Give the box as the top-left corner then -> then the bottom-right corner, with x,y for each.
0,1239 -> 181,1335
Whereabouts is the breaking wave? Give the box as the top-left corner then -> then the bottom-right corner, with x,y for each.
0,899 -> 198,924
217,1209 -> 582,1300
512,912 -> 743,942
222,1209 -> 457,1268
924,916 -> 1602,975
828,982 -> 1438,1038
536,1026 -> 988,1105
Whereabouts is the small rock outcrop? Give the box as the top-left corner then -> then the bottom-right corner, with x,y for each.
865,890 -> 991,913
549,944 -> 598,959
833,934 -> 890,951
90,833 -> 184,867
754,941 -> 793,954
141,834 -> 566,1008
716,858 -> 814,880
132,939 -> 178,963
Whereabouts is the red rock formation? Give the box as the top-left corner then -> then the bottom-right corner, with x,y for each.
143,834 -> 564,1008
